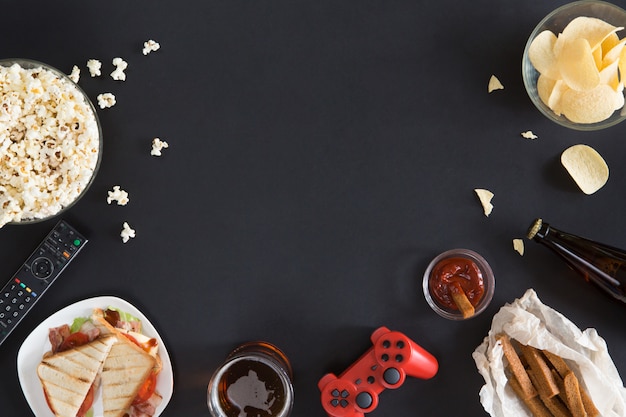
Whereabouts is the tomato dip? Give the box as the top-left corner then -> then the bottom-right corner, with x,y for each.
429,257 -> 485,310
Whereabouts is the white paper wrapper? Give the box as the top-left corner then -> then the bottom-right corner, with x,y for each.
472,288 -> 626,417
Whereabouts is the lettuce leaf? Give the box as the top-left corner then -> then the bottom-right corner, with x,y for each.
69,317 -> 90,333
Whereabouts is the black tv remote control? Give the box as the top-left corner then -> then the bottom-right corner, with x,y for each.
0,220 -> 87,346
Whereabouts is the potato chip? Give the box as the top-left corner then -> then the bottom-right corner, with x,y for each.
537,74 -> 556,107
554,16 -> 622,56
528,30 -> 560,79
474,188 -> 494,217
513,239 -> 524,256
561,84 -> 619,123
561,144 -> 609,195
558,38 -> 600,91
592,44 -> 603,69
521,131 -> 538,139
599,59 -> 621,92
488,75 -> 504,92
601,38 -> 626,68
548,79 -> 569,116
601,32 -> 621,57
619,47 -> 626,85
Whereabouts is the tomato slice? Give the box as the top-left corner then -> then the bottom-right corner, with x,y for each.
58,332 -> 90,352
76,383 -> 95,417
133,372 -> 157,405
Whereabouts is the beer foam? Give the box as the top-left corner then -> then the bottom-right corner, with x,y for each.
227,370 -> 275,416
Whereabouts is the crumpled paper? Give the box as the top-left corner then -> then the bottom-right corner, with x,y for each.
472,288 -> 626,417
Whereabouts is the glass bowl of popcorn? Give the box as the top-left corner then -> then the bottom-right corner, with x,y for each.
522,0 -> 626,130
0,58 -> 102,227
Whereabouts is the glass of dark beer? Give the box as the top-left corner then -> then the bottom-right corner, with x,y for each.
207,341 -> 294,417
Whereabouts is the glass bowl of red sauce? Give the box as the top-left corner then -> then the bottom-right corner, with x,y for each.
422,249 -> 495,320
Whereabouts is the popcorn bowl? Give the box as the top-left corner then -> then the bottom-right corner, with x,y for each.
0,58 -> 102,226
422,249 -> 495,320
522,0 -> 626,131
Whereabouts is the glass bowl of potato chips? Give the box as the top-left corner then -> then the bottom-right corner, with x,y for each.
522,0 -> 626,130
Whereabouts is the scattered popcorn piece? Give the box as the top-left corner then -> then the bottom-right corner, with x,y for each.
151,137 -> 169,156
87,59 -> 102,77
110,57 -> 128,81
107,185 -> 129,206
513,238 -> 525,256
68,65 -> 80,83
488,75 -> 504,92
97,93 -> 116,109
474,188 -> 494,217
121,222 -> 136,243
521,130 -> 538,139
142,39 -> 161,55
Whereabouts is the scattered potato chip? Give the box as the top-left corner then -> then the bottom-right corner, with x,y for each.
488,75 -> 504,93
474,188 -> 494,217
521,131 -> 538,139
561,144 -> 609,195
513,239 -> 524,256
529,16 -> 626,123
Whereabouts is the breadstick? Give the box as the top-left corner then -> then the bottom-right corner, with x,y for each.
449,282 -> 475,318
520,344 -> 560,398
497,334 -> 537,399
564,372 -> 588,417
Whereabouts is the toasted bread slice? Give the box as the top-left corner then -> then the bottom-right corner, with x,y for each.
92,309 -> 158,417
37,335 -> 116,417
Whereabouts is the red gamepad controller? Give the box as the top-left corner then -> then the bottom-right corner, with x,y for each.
318,326 -> 438,417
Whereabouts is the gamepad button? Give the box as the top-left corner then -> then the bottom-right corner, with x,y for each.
331,399 -> 339,407
341,390 -> 349,398
356,392 -> 373,409
340,399 -> 349,408
383,367 -> 401,385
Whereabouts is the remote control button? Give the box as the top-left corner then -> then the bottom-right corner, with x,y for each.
32,257 -> 54,279
383,368 -> 401,385
355,392 -> 373,409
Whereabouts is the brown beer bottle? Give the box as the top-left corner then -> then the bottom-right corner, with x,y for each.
527,218 -> 626,305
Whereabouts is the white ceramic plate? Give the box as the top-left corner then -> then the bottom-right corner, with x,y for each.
17,296 -> 174,417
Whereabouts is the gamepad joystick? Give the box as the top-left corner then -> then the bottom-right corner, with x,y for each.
318,326 -> 438,417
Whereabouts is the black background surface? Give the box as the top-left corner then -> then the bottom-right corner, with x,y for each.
1,1 -> 626,416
